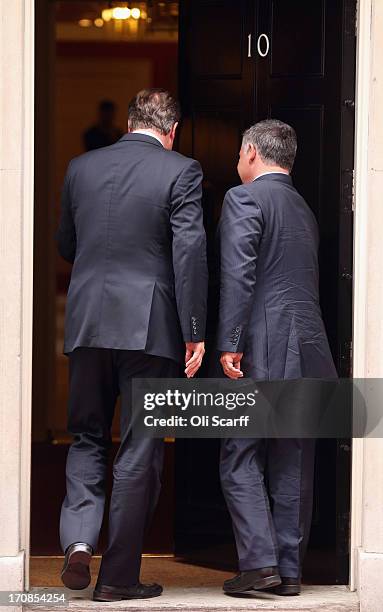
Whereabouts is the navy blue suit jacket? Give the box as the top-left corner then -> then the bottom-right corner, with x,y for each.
56,133 -> 208,363
216,173 -> 337,379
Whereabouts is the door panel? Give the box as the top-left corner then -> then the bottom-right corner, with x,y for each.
177,0 -> 355,583
191,4 -> 244,76
258,0 -> 344,359
178,0 -> 256,350
271,105 -> 324,218
176,0 -> 255,558
270,0 -> 325,77
256,3 -> 355,582
179,0 -> 255,206
193,110 -> 241,201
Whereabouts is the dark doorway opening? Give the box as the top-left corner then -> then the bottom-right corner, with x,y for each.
32,0 -> 179,560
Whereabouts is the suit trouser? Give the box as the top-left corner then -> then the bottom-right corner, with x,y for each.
59,347 -> 179,587
220,438 -> 315,578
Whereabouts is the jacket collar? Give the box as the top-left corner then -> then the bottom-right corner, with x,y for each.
253,172 -> 293,185
119,132 -> 163,148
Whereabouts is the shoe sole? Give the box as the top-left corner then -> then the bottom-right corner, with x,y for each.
93,590 -> 162,602
61,550 -> 92,590
224,574 -> 282,594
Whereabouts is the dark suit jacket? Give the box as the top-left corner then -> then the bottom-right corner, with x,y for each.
216,173 -> 337,379
56,133 -> 208,364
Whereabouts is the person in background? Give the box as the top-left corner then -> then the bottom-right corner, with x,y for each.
83,99 -> 123,151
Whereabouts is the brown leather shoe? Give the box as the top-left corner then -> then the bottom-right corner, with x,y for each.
61,542 -> 93,590
223,567 -> 281,594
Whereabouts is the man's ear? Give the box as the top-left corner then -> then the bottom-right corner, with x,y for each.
248,143 -> 257,163
170,122 -> 178,140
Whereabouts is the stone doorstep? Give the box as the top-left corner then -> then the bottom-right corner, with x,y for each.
24,586 -> 359,611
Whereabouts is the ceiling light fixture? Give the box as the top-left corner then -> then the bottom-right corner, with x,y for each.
100,6 -> 143,22
78,18 -> 92,27
131,8 -> 141,19
101,9 -> 113,22
112,7 -> 131,20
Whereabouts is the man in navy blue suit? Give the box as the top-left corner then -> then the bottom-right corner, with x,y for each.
217,120 -> 337,596
57,89 -> 208,601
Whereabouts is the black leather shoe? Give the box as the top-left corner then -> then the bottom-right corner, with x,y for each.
93,582 -> 163,601
61,542 -> 93,590
272,577 -> 301,596
223,567 -> 281,594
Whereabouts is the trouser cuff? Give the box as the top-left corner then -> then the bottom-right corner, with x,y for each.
239,556 -> 279,572
278,565 -> 301,579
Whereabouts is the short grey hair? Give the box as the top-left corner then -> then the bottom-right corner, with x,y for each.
127,88 -> 181,135
242,119 -> 297,172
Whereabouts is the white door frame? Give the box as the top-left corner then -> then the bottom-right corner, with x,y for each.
20,0 -> 36,589
349,0 -> 371,592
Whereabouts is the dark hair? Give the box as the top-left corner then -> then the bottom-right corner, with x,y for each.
242,119 -> 297,172
127,88 -> 181,135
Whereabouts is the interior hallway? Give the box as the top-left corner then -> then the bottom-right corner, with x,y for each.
30,556 -> 231,588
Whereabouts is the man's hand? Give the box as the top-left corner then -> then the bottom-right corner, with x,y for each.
185,342 -> 205,378
220,352 -> 244,379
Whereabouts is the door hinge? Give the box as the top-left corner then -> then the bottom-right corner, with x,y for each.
344,0 -> 358,37
342,168 -> 355,212
340,340 -> 353,376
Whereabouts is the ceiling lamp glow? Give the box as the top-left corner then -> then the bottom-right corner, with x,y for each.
131,8 -> 141,19
99,6 -> 143,23
78,18 -> 92,27
101,9 -> 113,22
112,7 -> 131,20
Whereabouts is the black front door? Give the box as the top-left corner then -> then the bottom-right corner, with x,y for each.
176,0 -> 256,568
176,0 -> 356,584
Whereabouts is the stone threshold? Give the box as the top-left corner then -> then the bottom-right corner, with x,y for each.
24,586 -> 359,611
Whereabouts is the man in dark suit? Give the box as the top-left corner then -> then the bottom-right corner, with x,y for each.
56,89 -> 208,601
216,120 -> 337,596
